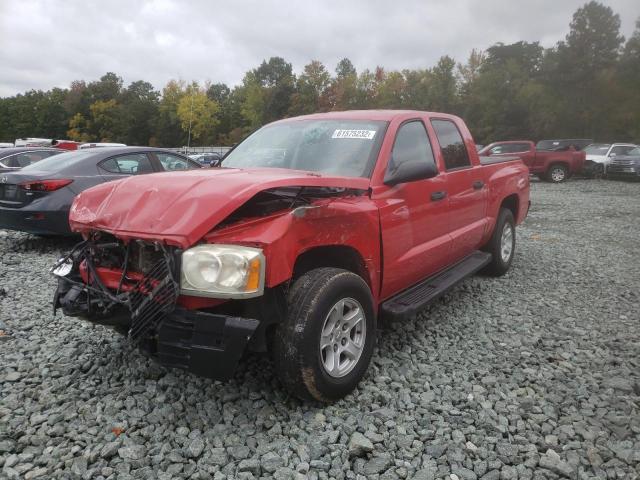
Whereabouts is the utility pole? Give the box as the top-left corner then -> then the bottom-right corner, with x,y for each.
186,90 -> 195,152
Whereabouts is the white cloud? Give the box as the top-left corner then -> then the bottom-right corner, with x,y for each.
0,0 -> 638,96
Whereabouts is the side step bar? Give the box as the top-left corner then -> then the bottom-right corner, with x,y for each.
381,251 -> 492,321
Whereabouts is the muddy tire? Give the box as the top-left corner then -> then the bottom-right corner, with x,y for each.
273,267 -> 375,402
482,208 -> 516,277
546,163 -> 568,183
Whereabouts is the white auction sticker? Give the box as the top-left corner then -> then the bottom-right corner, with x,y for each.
332,129 -> 377,139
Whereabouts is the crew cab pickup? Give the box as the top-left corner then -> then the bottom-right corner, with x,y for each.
479,140 -> 585,183
53,111 -> 530,402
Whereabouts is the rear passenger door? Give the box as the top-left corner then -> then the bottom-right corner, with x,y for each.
375,119 -> 452,299
430,119 -> 487,262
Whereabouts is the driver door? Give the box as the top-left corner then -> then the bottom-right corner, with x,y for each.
373,119 -> 451,300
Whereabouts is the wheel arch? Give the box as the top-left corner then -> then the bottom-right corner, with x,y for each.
500,194 -> 519,220
292,245 -> 372,289
547,161 -> 569,173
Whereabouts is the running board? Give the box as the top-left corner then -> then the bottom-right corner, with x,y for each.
381,251 -> 492,321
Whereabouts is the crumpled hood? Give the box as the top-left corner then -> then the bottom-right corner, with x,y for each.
69,168 -> 370,247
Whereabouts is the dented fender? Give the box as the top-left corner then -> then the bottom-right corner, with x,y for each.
204,196 -> 382,302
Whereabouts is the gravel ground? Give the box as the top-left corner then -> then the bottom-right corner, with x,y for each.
1,179 -> 639,480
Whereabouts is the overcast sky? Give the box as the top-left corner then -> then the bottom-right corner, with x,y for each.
1,0 -> 638,97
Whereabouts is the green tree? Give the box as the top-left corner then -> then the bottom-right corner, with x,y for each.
176,83 -> 220,144
120,80 -> 159,145
89,99 -> 120,141
429,56 -> 458,112
88,72 -> 124,102
614,18 -> 640,140
289,60 -> 331,115
463,42 -> 544,142
321,58 -> 358,110
154,79 -> 187,147
548,1 -> 625,137
241,57 -> 295,128
67,113 -> 91,142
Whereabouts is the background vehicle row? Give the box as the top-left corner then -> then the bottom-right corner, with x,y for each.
0,147 -> 200,235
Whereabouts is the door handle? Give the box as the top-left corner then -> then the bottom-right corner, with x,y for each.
431,191 -> 447,201
472,180 -> 484,190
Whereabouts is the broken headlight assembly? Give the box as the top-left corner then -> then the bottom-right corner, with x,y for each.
180,244 -> 265,299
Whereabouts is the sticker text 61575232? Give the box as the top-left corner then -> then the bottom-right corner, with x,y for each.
332,129 -> 377,140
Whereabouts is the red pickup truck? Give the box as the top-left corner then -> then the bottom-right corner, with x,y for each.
479,140 -> 585,183
53,110 -> 530,401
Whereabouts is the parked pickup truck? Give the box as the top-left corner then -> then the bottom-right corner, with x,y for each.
52,110 -> 530,402
479,140 -> 585,183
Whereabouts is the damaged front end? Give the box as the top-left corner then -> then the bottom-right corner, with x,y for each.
52,234 -> 259,380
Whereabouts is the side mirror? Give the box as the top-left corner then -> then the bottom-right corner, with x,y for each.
384,158 -> 438,186
609,152 -> 616,157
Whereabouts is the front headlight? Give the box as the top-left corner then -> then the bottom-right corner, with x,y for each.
180,244 -> 265,298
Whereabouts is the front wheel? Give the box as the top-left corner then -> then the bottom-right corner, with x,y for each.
546,164 -> 568,183
273,267 -> 376,402
482,208 -> 516,276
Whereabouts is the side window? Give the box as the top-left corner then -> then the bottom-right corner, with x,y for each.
100,154 -> 153,175
512,143 -> 530,153
387,121 -> 437,174
156,153 -> 192,171
11,151 -> 56,167
489,145 -> 505,154
5,154 -> 20,168
431,119 -> 471,170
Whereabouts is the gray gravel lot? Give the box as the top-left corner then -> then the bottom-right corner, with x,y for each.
1,179 -> 639,480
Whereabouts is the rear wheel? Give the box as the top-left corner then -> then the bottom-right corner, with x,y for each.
546,164 -> 568,183
273,267 -> 376,402
482,208 -> 516,276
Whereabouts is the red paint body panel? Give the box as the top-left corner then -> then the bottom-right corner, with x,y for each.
479,140 -> 585,175
68,110 -> 530,310
53,141 -> 79,151
205,197 -> 382,302
69,168 -> 370,248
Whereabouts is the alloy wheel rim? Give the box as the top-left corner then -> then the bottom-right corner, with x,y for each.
500,223 -> 514,263
551,167 -> 565,182
320,297 -> 366,378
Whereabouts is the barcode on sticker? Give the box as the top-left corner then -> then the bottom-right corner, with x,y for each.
332,129 -> 376,139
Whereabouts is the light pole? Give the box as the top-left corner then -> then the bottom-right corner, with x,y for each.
186,90 -> 195,152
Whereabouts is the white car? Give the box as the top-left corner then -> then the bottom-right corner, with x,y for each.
584,143 -> 638,176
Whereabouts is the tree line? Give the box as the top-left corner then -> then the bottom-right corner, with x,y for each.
0,1 -> 638,147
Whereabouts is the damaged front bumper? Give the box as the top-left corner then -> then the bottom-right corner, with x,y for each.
52,238 -> 260,381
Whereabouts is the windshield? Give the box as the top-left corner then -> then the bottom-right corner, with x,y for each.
222,120 -> 387,177
20,150 -> 95,172
584,144 -> 611,155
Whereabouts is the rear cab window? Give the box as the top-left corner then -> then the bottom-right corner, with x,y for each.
431,119 -> 471,170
